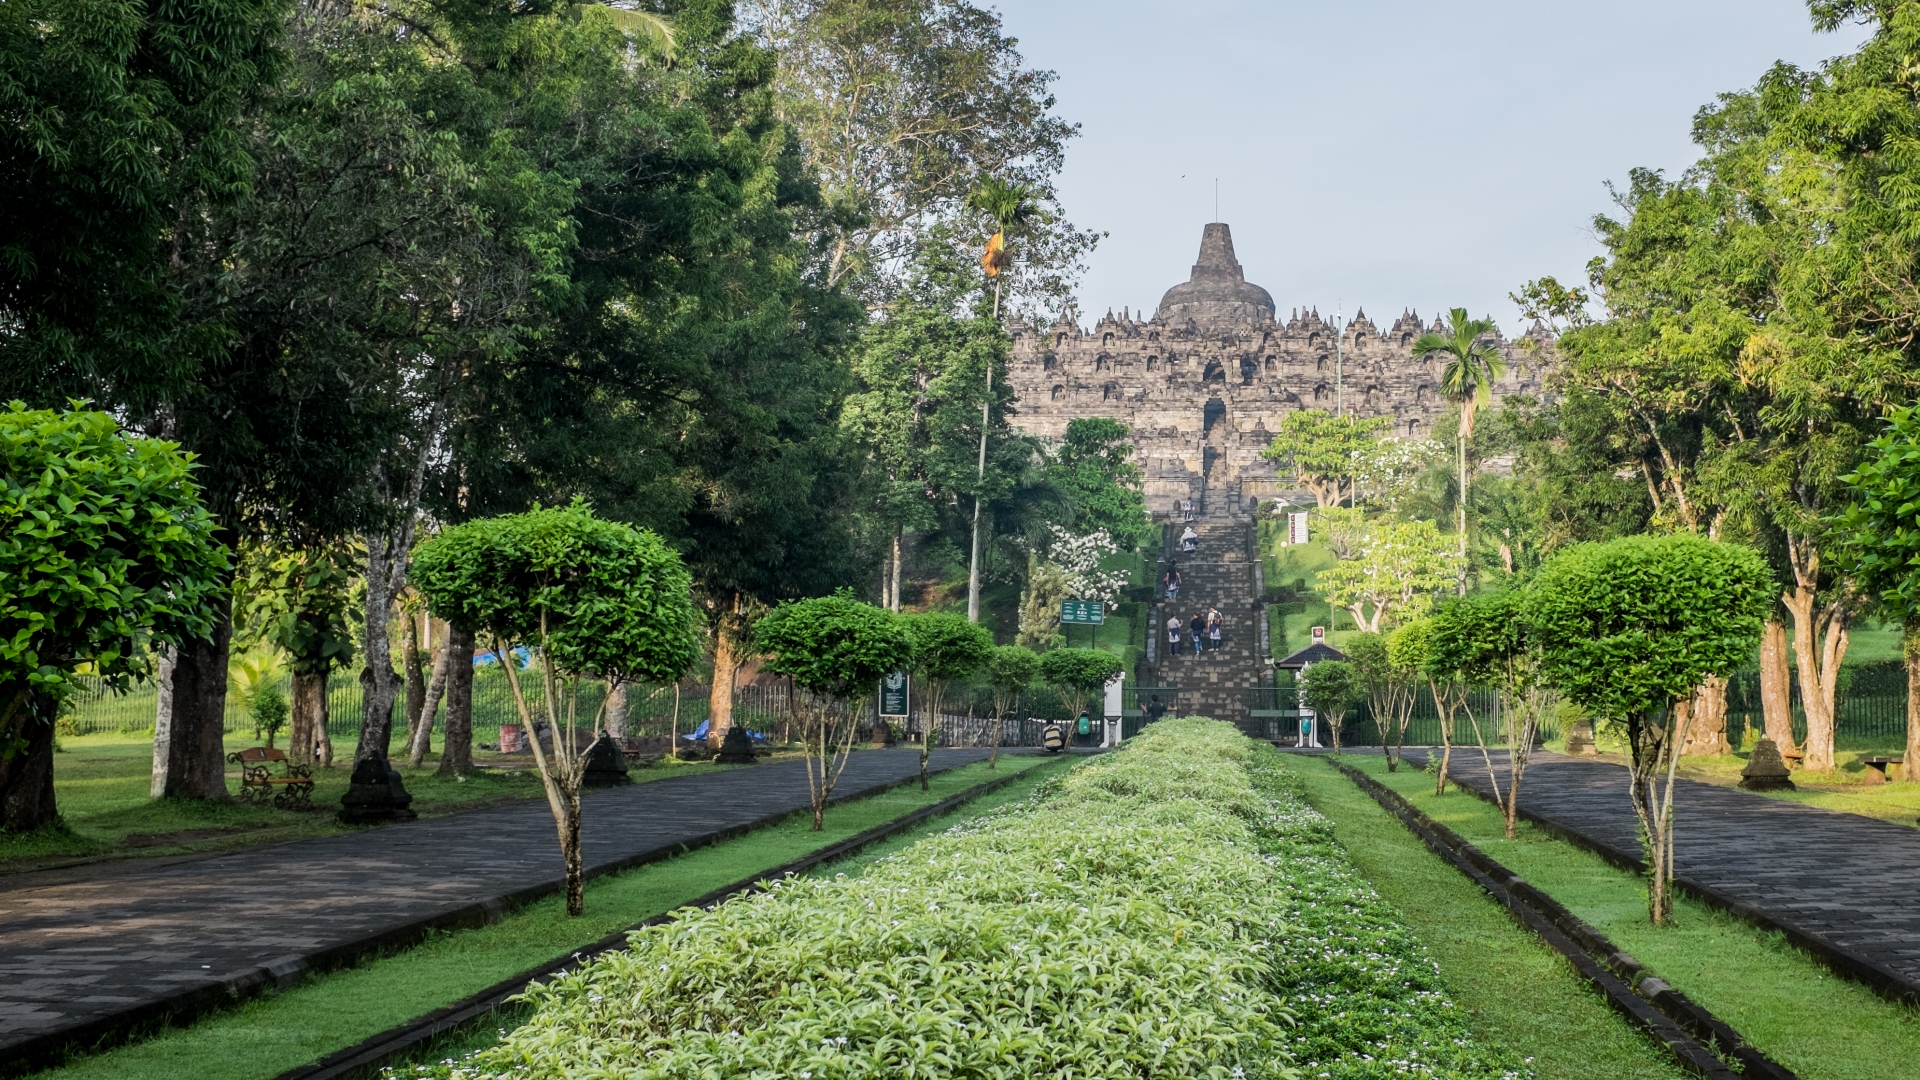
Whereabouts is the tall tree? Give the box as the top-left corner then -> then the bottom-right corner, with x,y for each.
747,0 -> 1094,310
1047,418 -> 1153,551
1259,410 -> 1391,509
1411,309 -> 1506,571
963,177 -> 1039,621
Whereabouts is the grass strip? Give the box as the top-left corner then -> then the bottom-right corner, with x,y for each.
1355,753 -> 1920,1080
1326,756 -> 1772,1080
431,722 -> 1521,1080
31,757 -> 1055,1080
1285,750 -> 1691,1080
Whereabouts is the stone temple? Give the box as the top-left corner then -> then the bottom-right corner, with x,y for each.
1006,223 -> 1550,514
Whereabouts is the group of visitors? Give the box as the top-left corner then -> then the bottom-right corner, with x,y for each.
1165,608 -> 1223,657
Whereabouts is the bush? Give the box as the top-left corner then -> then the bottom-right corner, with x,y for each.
419,719 -> 1525,1080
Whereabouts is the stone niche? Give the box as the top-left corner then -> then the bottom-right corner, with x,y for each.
1006,222 -> 1553,512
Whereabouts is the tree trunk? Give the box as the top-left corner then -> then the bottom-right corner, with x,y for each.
403,614 -> 427,755
356,533 -> 405,763
708,610 -> 741,750
0,688 -> 58,831
604,682 -> 629,739
150,648 -> 175,797
890,530 -> 903,611
560,785 -> 584,917
1905,623 -> 1920,783
407,630 -> 450,768
435,625 -> 475,777
289,670 -> 328,766
1782,581 -> 1849,771
165,611 -> 234,800
1758,619 -> 1794,749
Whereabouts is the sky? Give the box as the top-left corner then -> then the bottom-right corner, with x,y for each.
993,0 -> 1875,334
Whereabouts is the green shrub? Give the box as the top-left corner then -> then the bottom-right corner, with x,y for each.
414,719 -> 1526,1080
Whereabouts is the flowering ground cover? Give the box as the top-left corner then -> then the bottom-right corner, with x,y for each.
424,719 -> 1525,1080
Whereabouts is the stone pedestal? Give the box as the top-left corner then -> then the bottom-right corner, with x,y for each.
1564,719 -> 1598,756
714,725 -> 757,764
1739,739 -> 1796,792
338,754 -> 417,825
581,735 -> 632,788
870,720 -> 897,747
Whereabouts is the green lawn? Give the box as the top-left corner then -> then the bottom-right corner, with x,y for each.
36,755 -> 1069,1080
1348,753 -> 1920,1080
3,733 -> 740,870
1286,753 -> 1691,1080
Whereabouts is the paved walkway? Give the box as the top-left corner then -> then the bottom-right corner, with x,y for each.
1404,748 -> 1920,999
0,748 -> 1002,1059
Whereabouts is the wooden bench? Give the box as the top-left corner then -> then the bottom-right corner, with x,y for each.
1862,755 -> 1905,784
228,746 -> 315,809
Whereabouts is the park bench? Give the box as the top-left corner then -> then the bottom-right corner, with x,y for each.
1861,755 -> 1905,784
228,746 -> 315,809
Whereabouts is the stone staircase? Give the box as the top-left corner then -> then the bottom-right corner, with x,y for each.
1147,508 -> 1268,725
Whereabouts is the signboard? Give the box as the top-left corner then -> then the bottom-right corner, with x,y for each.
878,671 -> 910,718
1286,511 -> 1310,547
1060,600 -> 1106,625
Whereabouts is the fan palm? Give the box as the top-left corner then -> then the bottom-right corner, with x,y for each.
1410,308 -> 1506,575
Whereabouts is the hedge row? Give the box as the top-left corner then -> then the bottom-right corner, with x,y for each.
414,720 -> 1525,1080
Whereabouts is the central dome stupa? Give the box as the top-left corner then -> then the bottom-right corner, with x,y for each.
1154,222 -> 1276,326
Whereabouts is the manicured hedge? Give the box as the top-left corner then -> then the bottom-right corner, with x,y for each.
417,720 -> 1525,1080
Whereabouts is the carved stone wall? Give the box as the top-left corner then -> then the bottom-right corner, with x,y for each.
1006,223 -> 1551,512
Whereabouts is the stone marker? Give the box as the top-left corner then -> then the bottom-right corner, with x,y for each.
1564,718 -> 1598,756
580,735 -> 632,788
1739,738 -> 1796,792
714,725 -> 757,764
338,753 -> 418,824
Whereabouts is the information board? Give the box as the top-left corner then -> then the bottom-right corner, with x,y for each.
1060,600 -> 1106,625
878,671 -> 910,717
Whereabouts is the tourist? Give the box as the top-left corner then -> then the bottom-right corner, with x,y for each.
1162,566 -> 1181,600
1146,695 -> 1168,723
1189,612 -> 1205,656
1207,608 -> 1222,651
1166,615 -> 1181,653
1181,497 -> 1195,522
1180,525 -> 1197,552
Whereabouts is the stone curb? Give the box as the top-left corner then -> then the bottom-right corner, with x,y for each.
1322,756 -> 1797,1080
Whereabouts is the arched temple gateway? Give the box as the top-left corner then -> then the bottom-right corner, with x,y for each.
1006,223 -> 1552,515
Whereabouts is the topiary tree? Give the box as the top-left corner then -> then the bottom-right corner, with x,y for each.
1037,648 -> 1122,733
983,644 -> 1038,769
1388,617 -> 1460,794
900,612 -> 993,789
756,592 -> 913,829
1,404 -> 229,831
1526,533 -> 1771,926
412,500 -> 698,916
1427,591 -> 1543,838
1296,660 -> 1361,751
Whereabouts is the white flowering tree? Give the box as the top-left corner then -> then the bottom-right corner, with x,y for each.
1350,437 -> 1448,511
1046,524 -> 1129,602
1318,518 -> 1463,632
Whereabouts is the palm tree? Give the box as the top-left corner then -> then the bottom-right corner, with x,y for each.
1410,308 -> 1506,581
962,178 -> 1039,622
